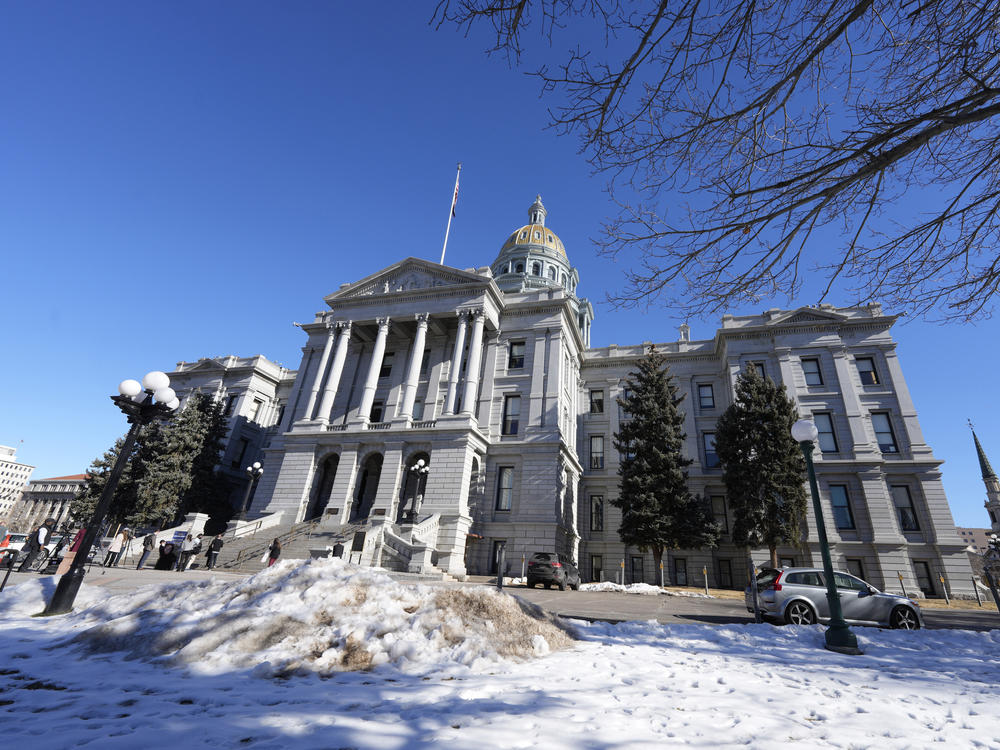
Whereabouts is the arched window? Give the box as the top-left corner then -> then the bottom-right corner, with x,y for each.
561,273 -> 568,287
515,262 -> 524,273
532,262 -> 541,276
547,267 -> 556,280
534,231 -> 541,239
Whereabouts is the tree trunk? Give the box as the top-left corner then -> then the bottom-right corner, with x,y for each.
652,547 -> 664,587
770,546 -> 779,568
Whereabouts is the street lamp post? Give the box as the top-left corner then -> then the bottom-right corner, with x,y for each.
791,418 -> 863,655
405,459 -> 429,523
238,462 -> 264,519
43,372 -> 178,616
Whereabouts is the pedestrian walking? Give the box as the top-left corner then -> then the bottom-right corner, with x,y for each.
177,534 -> 196,571
267,538 -> 281,567
18,518 -> 55,571
205,534 -> 224,570
187,534 -> 203,570
104,528 -> 129,567
136,533 -> 156,570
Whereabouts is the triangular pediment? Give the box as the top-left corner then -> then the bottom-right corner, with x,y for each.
768,307 -> 846,326
325,258 -> 490,302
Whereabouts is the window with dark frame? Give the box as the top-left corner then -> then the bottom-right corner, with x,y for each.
369,401 -> 384,423
495,467 -> 514,511
891,485 -> 920,531
249,398 -> 263,422
779,557 -> 795,567
412,399 -> 424,421
718,559 -> 733,588
801,358 -> 823,386
379,352 -> 394,379
749,361 -> 766,378
502,394 -> 521,435
913,560 -> 935,596
590,436 -> 605,470
856,356 -> 880,385
703,432 -> 719,468
845,558 -> 865,580
711,495 -> 728,534
590,494 -> 604,532
630,556 -> 644,584
420,349 -> 430,375
828,484 -> 856,529
231,437 -> 250,469
225,394 -> 238,416
674,558 -> 688,586
618,387 -> 632,419
872,412 -> 899,453
591,555 -> 603,582
813,412 -> 839,453
589,390 -> 604,414
698,384 -> 715,409
508,341 -> 525,369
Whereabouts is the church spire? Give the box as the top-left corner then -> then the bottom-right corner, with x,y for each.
971,422 -> 998,480
970,421 -> 1000,533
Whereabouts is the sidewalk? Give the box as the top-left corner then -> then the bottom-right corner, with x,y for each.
1,564 -> 248,598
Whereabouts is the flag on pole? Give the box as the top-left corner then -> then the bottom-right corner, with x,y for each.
450,165 -> 461,217
440,163 -> 462,265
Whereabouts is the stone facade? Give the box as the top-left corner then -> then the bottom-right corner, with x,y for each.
165,197 -> 975,596
9,474 -> 86,532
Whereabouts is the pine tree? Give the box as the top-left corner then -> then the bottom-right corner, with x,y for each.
612,348 -> 719,581
714,369 -> 808,567
177,393 -> 233,525
72,433 -> 144,529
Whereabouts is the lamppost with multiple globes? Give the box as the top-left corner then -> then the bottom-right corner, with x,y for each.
43,371 -> 179,616
791,418 -> 863,655
238,462 -> 264,519
405,459 -> 430,523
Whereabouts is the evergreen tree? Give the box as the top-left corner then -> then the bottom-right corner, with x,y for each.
72,432 -> 144,529
177,393 -> 233,524
612,348 -> 719,581
714,369 -> 808,567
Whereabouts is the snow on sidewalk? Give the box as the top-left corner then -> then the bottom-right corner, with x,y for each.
0,558 -> 998,749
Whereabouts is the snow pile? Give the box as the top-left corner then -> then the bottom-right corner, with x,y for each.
58,558 -> 575,677
0,574 -> 103,617
581,581 -> 713,598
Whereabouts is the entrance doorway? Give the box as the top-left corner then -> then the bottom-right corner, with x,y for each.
351,453 -> 383,521
307,454 -> 339,520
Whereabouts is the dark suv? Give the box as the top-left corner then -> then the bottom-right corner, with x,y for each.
526,552 -> 581,591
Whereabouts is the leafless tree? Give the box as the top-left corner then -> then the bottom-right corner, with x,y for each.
434,1 -> 1000,321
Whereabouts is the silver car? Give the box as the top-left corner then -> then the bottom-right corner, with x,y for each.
745,567 -> 924,629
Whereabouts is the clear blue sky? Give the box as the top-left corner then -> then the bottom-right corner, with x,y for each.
2,2 -> 996,528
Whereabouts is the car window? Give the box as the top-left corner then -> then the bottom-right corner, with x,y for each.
786,572 -> 824,586
755,569 -> 780,588
834,573 -> 867,591
531,553 -> 556,562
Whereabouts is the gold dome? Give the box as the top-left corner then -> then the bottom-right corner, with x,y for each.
501,223 -> 567,257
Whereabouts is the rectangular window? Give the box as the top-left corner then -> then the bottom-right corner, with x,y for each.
711,495 -> 728,534
630,556 -> 644,584
891,485 -> 920,531
249,398 -> 263,422
718,559 -> 733,589
231,437 -> 250,469
590,436 -> 605,470
703,432 -> 719,468
225,394 -> 238,416
276,404 -> 285,426
620,438 -> 633,462
845,558 -> 865,580
508,341 -> 525,369
419,349 -> 430,375
749,361 -> 766,378
495,467 -> 514,511
913,560 -> 935,596
619,387 -> 632,420
412,398 -> 424,421
698,384 -> 715,409
856,356 -> 880,385
490,540 -> 507,575
674,558 -> 688,586
379,352 -> 394,379
780,557 -> 795,568
589,390 -> 604,414
590,495 -> 604,532
801,358 -> 823,386
829,485 -> 856,529
502,394 -> 521,435
813,412 -> 838,453
369,401 -> 384,423
591,555 -> 603,583
872,412 -> 898,453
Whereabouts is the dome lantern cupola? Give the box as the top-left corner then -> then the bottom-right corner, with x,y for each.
491,195 -> 579,297
529,195 -> 547,226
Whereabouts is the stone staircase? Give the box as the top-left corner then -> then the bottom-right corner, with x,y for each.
216,518 -> 364,573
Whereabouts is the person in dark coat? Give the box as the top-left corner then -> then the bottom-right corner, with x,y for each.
18,518 -> 55,571
154,542 -> 178,570
205,535 -> 224,569
136,533 -> 156,570
267,539 -> 281,567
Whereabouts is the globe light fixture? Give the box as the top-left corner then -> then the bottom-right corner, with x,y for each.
791,418 -> 862,655
238,461 -> 265,519
43,370 -> 178,616
405,458 -> 431,523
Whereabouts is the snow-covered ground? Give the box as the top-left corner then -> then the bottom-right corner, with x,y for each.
1,559 -> 998,749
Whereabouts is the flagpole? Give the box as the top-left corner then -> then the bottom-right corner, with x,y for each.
440,162 -> 462,265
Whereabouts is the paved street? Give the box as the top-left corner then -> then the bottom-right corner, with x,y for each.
4,565 -> 998,631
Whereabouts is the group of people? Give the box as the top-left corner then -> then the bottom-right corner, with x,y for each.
138,533 -> 227,571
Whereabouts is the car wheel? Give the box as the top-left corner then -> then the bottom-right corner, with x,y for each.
558,580 -> 566,591
527,581 -> 536,588
890,606 -> 920,630
784,601 -> 817,625
571,581 -> 580,591
544,582 -> 551,590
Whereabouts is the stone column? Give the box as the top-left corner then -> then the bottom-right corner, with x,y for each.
444,311 -> 468,415
400,314 -> 430,419
882,344 -> 931,457
476,328 -> 501,427
357,317 -> 391,422
831,347 -> 876,458
316,322 -> 352,423
461,309 -> 486,416
302,323 -> 336,421
279,347 -> 314,432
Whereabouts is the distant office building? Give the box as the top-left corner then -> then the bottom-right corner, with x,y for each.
165,196 -> 975,597
10,474 -> 87,532
0,445 -> 34,522
957,527 -> 992,555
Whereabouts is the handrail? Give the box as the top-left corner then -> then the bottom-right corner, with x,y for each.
225,517 -> 323,568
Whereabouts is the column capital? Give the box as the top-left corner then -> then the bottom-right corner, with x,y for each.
376,317 -> 391,331
335,320 -> 353,334
454,309 -> 470,321
414,312 -> 430,327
